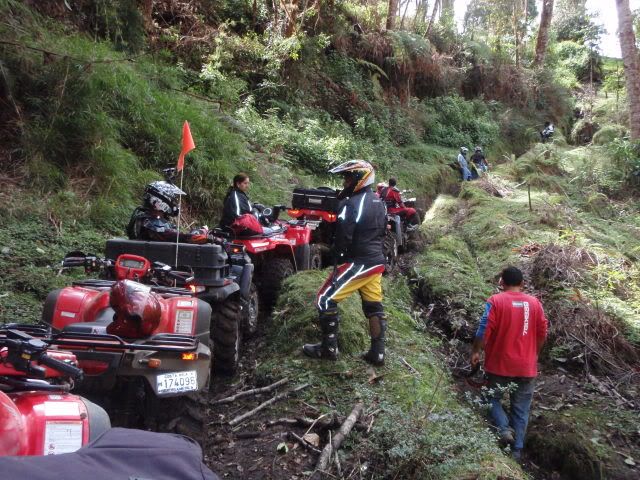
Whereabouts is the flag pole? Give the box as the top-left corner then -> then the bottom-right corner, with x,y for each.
175,168 -> 184,268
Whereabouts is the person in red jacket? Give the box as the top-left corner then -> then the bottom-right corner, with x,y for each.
470,266 -> 548,461
379,178 -> 420,226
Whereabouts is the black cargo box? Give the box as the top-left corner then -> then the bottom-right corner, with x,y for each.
291,187 -> 339,213
105,239 -> 229,286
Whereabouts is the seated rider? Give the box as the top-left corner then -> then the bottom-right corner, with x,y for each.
470,146 -> 489,179
127,180 -> 211,244
379,178 -> 420,226
541,121 -> 554,142
220,173 -> 277,236
220,173 -> 253,228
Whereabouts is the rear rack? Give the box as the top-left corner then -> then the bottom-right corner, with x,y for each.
72,279 -> 193,297
0,324 -> 199,353
50,331 -> 200,352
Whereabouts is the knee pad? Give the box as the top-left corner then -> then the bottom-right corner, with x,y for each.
362,300 -> 384,318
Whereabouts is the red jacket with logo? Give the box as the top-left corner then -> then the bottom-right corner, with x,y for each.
479,291 -> 548,377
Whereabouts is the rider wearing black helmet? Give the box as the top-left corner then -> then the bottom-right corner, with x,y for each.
127,180 -> 210,244
303,160 -> 389,366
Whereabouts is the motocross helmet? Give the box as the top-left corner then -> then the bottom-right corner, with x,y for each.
460,147 -> 469,154
108,280 -> 161,338
474,146 -> 482,152
329,160 -> 375,198
143,181 -> 185,217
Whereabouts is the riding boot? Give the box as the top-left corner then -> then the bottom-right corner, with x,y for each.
303,309 -> 339,360
362,315 -> 387,366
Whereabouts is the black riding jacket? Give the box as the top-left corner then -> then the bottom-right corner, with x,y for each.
127,207 -> 205,243
470,152 -> 486,165
220,188 -> 252,227
334,186 -> 387,266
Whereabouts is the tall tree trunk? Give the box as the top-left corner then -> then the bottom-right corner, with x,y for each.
513,2 -> 520,68
440,0 -> 453,20
425,0 -> 440,36
534,0 -> 554,66
139,0 -> 153,30
387,0 -> 399,30
617,0 -> 640,140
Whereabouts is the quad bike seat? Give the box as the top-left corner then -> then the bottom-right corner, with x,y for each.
236,223 -> 287,238
62,308 -> 114,335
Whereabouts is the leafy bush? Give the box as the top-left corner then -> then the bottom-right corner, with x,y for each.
610,139 -> 640,192
420,95 -> 500,149
593,125 -> 627,145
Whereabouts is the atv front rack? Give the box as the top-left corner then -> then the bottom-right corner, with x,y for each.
72,279 -> 193,297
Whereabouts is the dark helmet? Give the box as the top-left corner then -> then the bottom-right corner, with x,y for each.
143,181 -> 185,217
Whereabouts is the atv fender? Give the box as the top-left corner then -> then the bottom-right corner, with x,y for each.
294,243 -> 311,271
199,283 -> 240,303
238,263 -> 254,300
390,215 -> 404,247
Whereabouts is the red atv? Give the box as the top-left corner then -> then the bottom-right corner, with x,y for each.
287,187 -> 400,270
219,205 -> 321,310
0,326 -> 111,456
42,255 -> 212,441
102,239 -> 257,374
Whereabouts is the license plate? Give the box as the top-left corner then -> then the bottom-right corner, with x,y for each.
156,370 -> 198,394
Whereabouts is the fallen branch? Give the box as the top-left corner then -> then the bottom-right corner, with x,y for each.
400,357 -> 420,376
228,383 -> 310,427
211,378 -> 289,405
288,431 -> 322,453
311,402 -> 364,480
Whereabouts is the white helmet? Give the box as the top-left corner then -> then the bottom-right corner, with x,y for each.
329,160 -> 375,193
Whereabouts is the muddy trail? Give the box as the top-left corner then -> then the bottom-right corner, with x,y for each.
204,331 -> 319,479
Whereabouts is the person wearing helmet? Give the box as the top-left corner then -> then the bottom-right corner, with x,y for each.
303,160 -> 388,366
127,180 -> 210,243
379,178 -> 420,226
470,146 -> 489,178
540,121 -> 554,143
458,147 -> 472,181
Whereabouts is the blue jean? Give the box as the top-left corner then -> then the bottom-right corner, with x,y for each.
485,374 -> 535,451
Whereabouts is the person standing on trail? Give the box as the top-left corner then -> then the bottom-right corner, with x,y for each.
303,160 -> 388,366
457,147 -> 472,181
127,180 -> 211,244
379,178 -> 420,227
470,266 -> 548,461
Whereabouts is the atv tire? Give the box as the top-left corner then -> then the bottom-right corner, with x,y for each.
150,391 -> 208,446
211,298 -> 243,375
258,257 -> 295,311
383,232 -> 398,274
242,283 -> 260,337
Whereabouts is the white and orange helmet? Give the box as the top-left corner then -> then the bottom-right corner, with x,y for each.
329,160 -> 375,194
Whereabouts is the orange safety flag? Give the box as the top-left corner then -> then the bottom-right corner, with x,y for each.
177,121 -> 196,172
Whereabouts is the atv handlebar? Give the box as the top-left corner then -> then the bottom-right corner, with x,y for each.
1,329 -> 83,381
62,254 -> 110,271
38,353 -> 84,381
